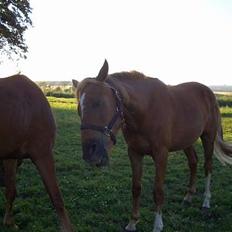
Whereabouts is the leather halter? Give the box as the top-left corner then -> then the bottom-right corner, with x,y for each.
80,86 -> 124,145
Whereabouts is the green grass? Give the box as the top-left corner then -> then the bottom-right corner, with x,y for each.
0,96 -> 232,232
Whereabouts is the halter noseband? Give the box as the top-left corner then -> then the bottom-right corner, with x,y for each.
80,87 -> 124,145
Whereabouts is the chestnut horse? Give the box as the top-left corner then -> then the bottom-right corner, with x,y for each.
73,60 -> 232,232
0,75 -> 73,232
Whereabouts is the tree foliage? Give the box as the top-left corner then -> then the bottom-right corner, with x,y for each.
0,0 -> 32,60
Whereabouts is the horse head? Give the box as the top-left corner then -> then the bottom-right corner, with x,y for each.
73,60 -> 123,167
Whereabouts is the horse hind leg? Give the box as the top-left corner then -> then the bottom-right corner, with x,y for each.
3,160 -> 18,229
0,161 -> 5,186
31,151 -> 74,232
183,146 -> 198,205
200,132 -> 214,211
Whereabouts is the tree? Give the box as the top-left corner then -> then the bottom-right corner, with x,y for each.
0,0 -> 32,60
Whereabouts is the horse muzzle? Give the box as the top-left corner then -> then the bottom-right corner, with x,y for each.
82,139 -> 109,167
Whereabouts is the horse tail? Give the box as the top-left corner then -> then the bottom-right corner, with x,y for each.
214,106 -> 232,165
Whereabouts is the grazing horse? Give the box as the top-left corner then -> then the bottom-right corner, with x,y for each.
73,60 -> 232,232
0,75 -> 73,232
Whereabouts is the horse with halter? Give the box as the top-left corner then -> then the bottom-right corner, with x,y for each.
73,60 -> 232,232
0,75 -> 73,232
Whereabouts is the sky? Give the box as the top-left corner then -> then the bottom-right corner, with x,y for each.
0,0 -> 232,85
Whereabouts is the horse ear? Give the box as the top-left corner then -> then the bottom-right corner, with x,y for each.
72,79 -> 79,88
96,59 -> 109,82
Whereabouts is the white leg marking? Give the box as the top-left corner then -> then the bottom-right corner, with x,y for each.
79,92 -> 86,118
125,219 -> 139,231
183,192 -> 193,203
153,212 -> 163,232
202,173 -> 211,208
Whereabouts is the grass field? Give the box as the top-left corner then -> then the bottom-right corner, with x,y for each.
0,96 -> 232,232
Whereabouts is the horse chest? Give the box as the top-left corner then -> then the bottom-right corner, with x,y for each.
123,130 -> 151,154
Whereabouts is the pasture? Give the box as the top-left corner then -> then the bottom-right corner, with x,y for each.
0,95 -> 232,232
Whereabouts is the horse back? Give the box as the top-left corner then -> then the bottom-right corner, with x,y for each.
169,82 -> 217,118
0,75 -> 56,158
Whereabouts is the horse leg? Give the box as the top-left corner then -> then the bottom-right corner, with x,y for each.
125,148 -> 143,232
31,152 -> 74,232
3,160 -> 18,229
152,148 -> 168,232
183,146 -> 198,204
201,132 -> 214,210
0,161 -> 5,186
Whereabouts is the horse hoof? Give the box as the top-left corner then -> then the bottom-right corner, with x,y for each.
124,218 -> 139,232
12,224 -> 19,230
124,224 -> 137,232
153,227 -> 163,232
4,223 -> 19,230
201,207 -> 212,218
182,200 -> 191,207
3,218 -> 19,230
123,228 -> 138,232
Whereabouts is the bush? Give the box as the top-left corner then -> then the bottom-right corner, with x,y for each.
45,91 -> 74,98
216,94 -> 232,107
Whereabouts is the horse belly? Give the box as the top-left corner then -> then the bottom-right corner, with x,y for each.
0,96 -> 30,145
0,119 -> 29,158
169,119 -> 204,151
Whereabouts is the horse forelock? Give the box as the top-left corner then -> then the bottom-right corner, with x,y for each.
75,78 -> 113,100
75,78 -> 97,98
75,75 -> 131,106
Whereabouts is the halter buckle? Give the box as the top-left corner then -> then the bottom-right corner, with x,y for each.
103,126 -> 112,137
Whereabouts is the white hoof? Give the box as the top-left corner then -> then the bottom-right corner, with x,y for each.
125,219 -> 139,231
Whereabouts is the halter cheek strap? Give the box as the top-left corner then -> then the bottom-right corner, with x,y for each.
80,124 -> 117,145
80,87 -> 124,145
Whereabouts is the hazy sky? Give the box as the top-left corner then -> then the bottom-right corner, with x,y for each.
1,0 -> 232,85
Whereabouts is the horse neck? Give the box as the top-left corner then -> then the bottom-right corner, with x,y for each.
107,75 -> 169,132
107,77 -> 149,131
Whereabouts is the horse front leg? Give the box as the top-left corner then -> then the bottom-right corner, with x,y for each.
152,148 -> 168,232
3,160 -> 18,229
183,146 -> 198,204
125,148 -> 143,232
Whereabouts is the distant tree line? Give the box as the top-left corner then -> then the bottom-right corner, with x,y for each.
36,82 -> 232,108
210,85 -> 232,92
37,82 -> 75,98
